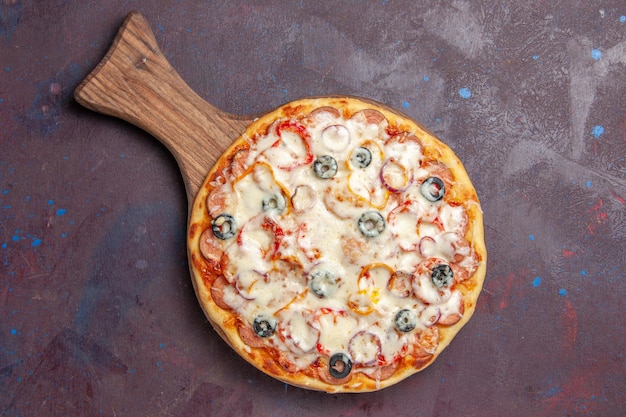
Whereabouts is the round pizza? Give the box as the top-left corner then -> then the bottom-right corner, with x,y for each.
188,97 -> 486,393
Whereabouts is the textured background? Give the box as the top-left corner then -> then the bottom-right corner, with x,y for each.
1,1 -> 625,416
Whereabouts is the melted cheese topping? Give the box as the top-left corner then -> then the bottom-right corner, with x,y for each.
204,108 -> 478,377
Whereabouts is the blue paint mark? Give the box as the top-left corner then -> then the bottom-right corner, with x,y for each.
592,125 -> 604,138
4,67 -> 10,72
423,75 -> 429,82
158,23 -> 165,32
459,87 -> 472,99
533,276 -> 542,287
159,343 -> 165,349
1,243 -> 7,249
559,288 -> 567,296
532,54 -> 539,60
529,234 -> 535,241
591,49 -> 602,60
32,238 -> 42,247
585,180 -> 592,187
620,15 -> 626,23
580,270 -> 587,276
10,328 -> 17,335
47,199 -> 54,205
56,208 -> 67,216
2,189 -> 8,195
402,101 -> 410,109
11,235 -> 19,242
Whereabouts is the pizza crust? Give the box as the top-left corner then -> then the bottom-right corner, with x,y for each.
188,97 -> 486,393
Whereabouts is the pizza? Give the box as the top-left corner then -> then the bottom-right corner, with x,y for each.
187,97 -> 486,393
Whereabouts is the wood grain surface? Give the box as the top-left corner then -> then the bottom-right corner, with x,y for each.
74,12 -> 251,203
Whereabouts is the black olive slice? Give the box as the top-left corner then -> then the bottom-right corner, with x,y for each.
351,147 -> 372,168
313,155 -> 338,179
431,264 -> 454,288
420,177 -> 445,202
262,192 -> 286,213
329,353 -> 352,379
358,211 -> 385,237
394,309 -> 417,333
309,270 -> 337,298
212,214 -> 236,240
252,314 -> 276,338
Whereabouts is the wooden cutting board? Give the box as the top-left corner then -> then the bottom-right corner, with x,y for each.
74,11 -> 252,205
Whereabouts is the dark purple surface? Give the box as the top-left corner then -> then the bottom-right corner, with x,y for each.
1,1 -> 625,416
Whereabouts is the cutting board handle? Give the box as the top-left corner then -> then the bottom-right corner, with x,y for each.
74,11 -> 250,203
